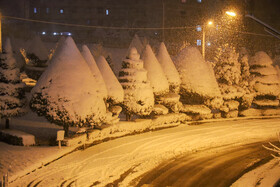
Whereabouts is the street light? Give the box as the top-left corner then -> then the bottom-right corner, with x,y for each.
225,10 -> 280,40
226,11 -> 236,17
202,20 -> 214,59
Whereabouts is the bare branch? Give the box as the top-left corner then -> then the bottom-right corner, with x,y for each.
268,142 -> 280,151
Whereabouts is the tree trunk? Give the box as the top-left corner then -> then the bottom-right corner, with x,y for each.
126,114 -> 132,121
5,118 -> 9,129
63,123 -> 69,137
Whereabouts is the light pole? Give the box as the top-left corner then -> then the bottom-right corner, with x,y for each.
202,21 -> 213,60
0,12 -> 2,53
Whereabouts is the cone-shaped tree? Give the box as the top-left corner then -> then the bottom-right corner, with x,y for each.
157,42 -> 181,93
30,37 -> 106,136
81,45 -> 108,100
96,56 -> 124,104
119,47 -> 154,120
249,51 -> 280,108
142,44 -> 169,96
174,46 -> 222,108
128,34 -> 144,55
0,38 -> 26,128
26,35 -> 49,66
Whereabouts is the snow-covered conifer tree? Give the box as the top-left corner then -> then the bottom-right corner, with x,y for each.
157,42 -> 181,93
90,43 -> 114,72
249,51 -> 280,109
96,56 -> 124,105
214,44 -> 249,117
142,44 -> 169,96
81,45 -> 108,100
128,34 -> 144,55
26,35 -> 49,66
119,47 -> 154,120
30,37 -> 106,136
174,46 -> 222,110
0,38 -> 25,128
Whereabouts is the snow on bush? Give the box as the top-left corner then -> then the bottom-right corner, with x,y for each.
214,44 -> 253,117
157,42 -> 181,93
0,38 -> 26,128
96,55 -> 124,104
249,51 -> 280,109
174,46 -> 222,109
25,36 -> 49,67
142,44 -> 169,96
89,43 -> 114,72
128,34 -> 144,55
81,45 -> 108,100
30,37 -> 107,135
119,47 -> 154,120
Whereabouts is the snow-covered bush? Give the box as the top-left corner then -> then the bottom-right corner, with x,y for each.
119,47 -> 154,120
96,55 -> 124,105
90,43 -> 114,72
25,36 -> 49,67
249,51 -> 280,109
174,46 -> 222,109
0,38 -> 26,128
30,37 -> 107,136
128,34 -> 144,55
81,45 -> 108,100
214,44 -> 253,117
157,42 -> 181,93
142,44 -> 169,96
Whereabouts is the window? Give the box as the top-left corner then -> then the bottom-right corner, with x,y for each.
181,0 -> 186,3
59,9 -> 64,14
34,8 -> 37,14
42,31 -> 46,35
106,9 -> 109,15
197,40 -> 201,46
196,25 -> 202,32
46,8 -> 49,13
197,0 -> 202,3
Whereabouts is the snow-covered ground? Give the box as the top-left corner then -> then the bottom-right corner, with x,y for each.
2,118 -> 280,186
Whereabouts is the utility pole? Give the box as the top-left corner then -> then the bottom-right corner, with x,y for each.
202,26 -> 205,59
162,0 -> 165,42
0,13 -> 2,53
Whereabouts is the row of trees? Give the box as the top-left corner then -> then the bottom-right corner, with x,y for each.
1,35 -> 280,136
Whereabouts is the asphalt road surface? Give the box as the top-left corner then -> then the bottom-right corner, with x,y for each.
136,142 -> 275,187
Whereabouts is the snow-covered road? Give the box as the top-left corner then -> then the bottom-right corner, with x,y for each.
10,118 -> 280,187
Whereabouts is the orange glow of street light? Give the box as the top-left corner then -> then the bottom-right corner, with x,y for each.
208,21 -> 213,25
226,11 -> 237,17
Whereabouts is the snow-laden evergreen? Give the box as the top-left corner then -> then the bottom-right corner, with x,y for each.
142,44 -> 169,96
214,44 -> 253,117
0,38 -> 26,128
26,36 -> 49,66
96,56 -> 124,104
157,42 -> 181,93
174,46 -> 222,109
249,51 -> 280,108
128,34 -> 144,55
81,45 -> 108,100
119,47 -> 154,120
30,37 -> 107,135
89,43 -> 114,72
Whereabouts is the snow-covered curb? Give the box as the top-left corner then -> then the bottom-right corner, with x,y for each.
232,159 -> 280,187
64,113 -> 188,146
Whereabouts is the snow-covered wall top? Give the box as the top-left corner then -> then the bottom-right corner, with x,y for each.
174,46 -> 221,99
